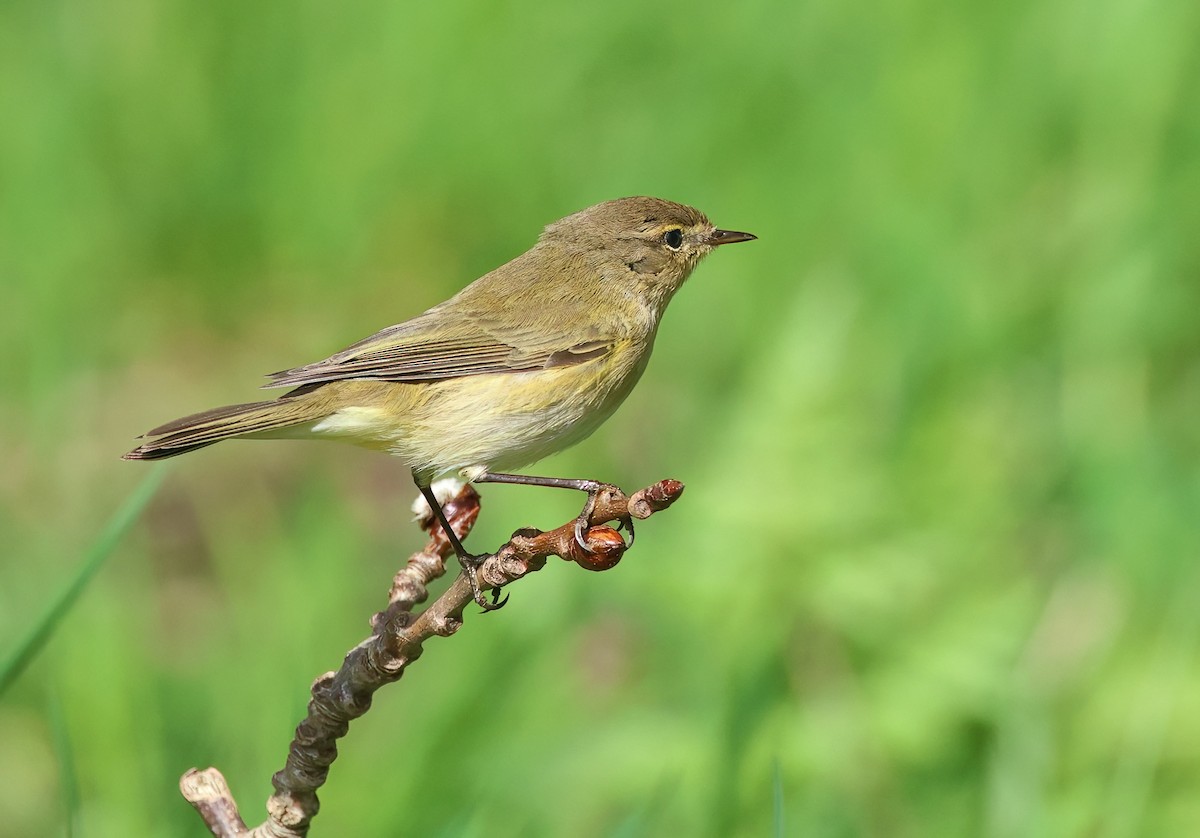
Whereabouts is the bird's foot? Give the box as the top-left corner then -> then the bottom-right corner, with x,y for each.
572,482 -> 635,551
456,552 -> 509,611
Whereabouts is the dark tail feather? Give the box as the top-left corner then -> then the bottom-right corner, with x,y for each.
124,438 -> 222,460
123,398 -> 323,461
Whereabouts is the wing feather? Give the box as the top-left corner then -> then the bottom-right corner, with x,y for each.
263,310 -> 612,389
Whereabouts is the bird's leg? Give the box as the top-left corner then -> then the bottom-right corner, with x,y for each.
474,472 -> 635,550
417,482 -> 507,610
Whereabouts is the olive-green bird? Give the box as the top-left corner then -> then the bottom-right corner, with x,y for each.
125,196 -> 755,608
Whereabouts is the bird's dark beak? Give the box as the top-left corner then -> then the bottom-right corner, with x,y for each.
707,229 -> 757,246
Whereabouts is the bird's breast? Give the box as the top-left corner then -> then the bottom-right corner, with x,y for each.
408,337 -> 651,480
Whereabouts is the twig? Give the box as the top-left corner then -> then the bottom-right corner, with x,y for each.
180,478 -> 685,836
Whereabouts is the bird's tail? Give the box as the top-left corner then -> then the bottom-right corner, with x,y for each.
123,396 -> 326,461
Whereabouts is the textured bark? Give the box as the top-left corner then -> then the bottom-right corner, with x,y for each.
180,479 -> 684,836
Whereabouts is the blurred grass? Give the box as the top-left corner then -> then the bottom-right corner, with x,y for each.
0,468 -> 166,696
48,686 -> 81,838
1,0 -> 1198,835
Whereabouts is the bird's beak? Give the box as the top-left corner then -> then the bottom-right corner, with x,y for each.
707,228 -> 757,246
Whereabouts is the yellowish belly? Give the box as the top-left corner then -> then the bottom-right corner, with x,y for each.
304,343 -> 648,482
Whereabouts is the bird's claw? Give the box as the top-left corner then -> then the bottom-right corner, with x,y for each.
573,482 -> 633,551
457,553 -> 506,611
615,515 -> 635,547
574,515 -> 590,551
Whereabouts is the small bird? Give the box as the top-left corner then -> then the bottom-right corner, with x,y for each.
126,197 -> 755,608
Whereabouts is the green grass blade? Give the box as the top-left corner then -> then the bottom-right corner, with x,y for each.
49,684 -> 81,838
0,468 -> 168,696
773,757 -> 784,838
1099,570 -> 1200,838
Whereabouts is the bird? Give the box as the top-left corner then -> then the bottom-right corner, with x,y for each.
125,196 -> 756,608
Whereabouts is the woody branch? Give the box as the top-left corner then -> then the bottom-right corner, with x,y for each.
178,478 -> 684,837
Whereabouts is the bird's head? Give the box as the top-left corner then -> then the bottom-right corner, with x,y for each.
539,196 -> 755,305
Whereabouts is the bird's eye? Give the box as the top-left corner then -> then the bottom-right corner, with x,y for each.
663,228 -> 684,250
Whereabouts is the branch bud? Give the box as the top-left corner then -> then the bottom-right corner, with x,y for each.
569,526 -> 626,571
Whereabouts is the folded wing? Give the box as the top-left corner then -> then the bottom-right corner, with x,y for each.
264,309 -> 612,389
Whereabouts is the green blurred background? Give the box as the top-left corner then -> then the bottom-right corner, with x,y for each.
2,0 -> 1198,835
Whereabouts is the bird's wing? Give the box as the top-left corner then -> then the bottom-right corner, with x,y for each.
262,308 -> 613,389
